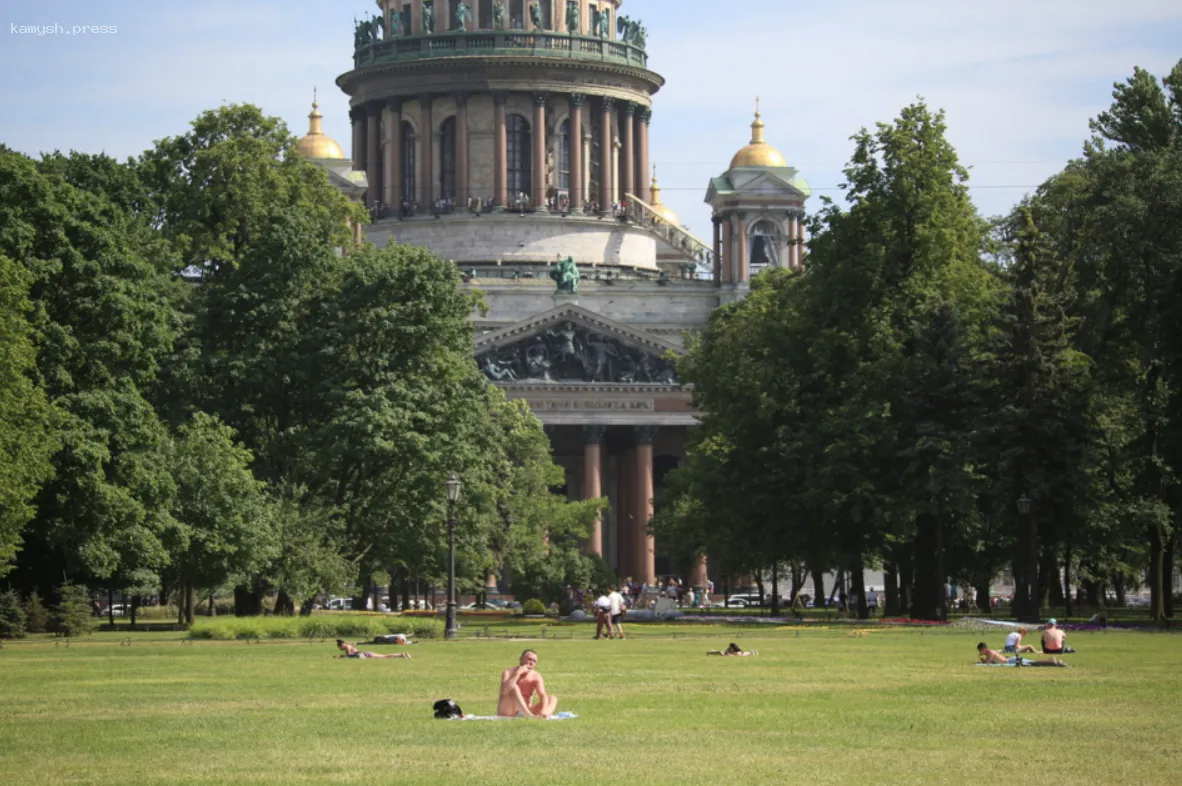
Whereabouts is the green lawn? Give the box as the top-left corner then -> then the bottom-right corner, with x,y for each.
1,621 -> 1179,785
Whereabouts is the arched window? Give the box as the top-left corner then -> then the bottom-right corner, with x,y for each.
749,220 -> 782,274
510,0 -> 524,29
479,0 -> 492,28
506,114 -> 532,200
401,121 -> 416,204
558,119 -> 570,191
439,116 -> 457,200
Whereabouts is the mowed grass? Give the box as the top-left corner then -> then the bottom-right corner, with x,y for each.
1,622 -> 1179,785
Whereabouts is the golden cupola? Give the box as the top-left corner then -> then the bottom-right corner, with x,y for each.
648,168 -> 680,225
295,92 -> 346,160
729,100 -> 787,169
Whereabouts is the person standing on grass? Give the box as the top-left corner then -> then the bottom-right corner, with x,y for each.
867,587 -> 878,616
594,590 -> 611,639
497,649 -> 558,718
607,584 -> 626,639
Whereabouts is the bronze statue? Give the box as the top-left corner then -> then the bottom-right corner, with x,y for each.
494,0 -> 507,30
565,1 -> 579,33
374,13 -> 385,40
422,2 -> 435,33
390,9 -> 404,37
456,1 -> 472,30
529,1 -> 543,29
598,8 -> 610,38
550,255 -> 580,294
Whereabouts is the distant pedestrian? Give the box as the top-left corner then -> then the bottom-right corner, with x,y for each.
867,588 -> 878,615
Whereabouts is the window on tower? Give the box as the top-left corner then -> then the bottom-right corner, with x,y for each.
558,119 -> 570,191
506,114 -> 532,201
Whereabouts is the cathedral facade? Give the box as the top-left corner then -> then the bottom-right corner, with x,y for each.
298,0 -> 810,588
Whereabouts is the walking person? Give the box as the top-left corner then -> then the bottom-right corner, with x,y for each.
607,584 -> 626,640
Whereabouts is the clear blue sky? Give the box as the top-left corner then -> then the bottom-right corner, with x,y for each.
3,1 -> 1180,238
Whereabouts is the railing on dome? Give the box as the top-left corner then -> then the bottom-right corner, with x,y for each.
624,193 -> 714,278
355,31 -> 648,69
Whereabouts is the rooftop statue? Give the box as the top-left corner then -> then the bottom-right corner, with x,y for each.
494,0 -> 507,30
617,16 -> 646,48
456,1 -> 472,30
390,9 -> 404,37
565,2 -> 579,33
422,2 -> 435,33
529,1 -> 543,30
598,8 -> 611,38
551,255 -> 580,294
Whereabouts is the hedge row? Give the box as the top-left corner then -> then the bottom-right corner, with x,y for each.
188,615 -> 442,641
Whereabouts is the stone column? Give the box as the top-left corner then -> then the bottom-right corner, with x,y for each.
579,0 -> 589,34
532,92 -> 548,211
599,98 -> 614,212
385,101 -> 403,209
634,426 -> 657,585
690,554 -> 708,590
583,425 -> 605,557
611,138 -> 621,204
351,107 -> 367,172
737,214 -> 749,282
583,131 -> 592,211
795,213 -> 805,267
366,105 -> 381,210
569,93 -> 585,212
494,91 -> 508,209
636,108 -> 651,203
554,0 -> 565,32
620,103 -> 635,199
455,93 -> 469,208
722,215 -> 733,283
419,95 -> 434,208
617,445 -> 633,578
412,0 -> 422,34
712,218 -> 722,283
438,0 -> 449,30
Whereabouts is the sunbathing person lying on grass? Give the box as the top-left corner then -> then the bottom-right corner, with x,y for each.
335,639 -> 412,659
977,642 -> 1064,667
707,642 -> 757,656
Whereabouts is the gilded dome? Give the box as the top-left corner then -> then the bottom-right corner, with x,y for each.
648,169 -> 679,225
729,103 -> 787,169
295,96 -> 345,160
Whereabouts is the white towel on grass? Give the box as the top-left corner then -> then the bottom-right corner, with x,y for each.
459,712 -> 578,720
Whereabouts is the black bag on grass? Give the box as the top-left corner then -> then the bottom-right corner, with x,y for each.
433,699 -> 463,719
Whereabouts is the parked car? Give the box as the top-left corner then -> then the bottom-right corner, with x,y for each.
325,597 -> 352,611
724,593 -> 765,608
100,604 -> 129,616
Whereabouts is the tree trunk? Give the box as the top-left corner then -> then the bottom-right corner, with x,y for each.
400,577 -> 411,613
911,514 -> 942,620
809,559 -> 827,610
1112,572 -> 1127,606
1040,549 -> 1061,611
770,563 -> 780,617
1084,579 -> 1103,608
177,583 -> 186,625
234,584 -> 265,616
107,587 -> 115,627
1164,528 -> 1176,619
883,560 -> 901,617
184,584 -> 195,626
852,552 -> 868,620
299,596 -> 316,616
208,592 -> 216,617
1148,523 -> 1165,620
975,577 -> 992,614
898,544 -> 914,616
275,590 -> 295,616
352,568 -> 371,613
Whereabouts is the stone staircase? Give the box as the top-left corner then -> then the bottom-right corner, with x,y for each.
624,193 -> 714,277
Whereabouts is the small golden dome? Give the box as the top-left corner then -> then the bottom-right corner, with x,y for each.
648,167 -> 679,225
295,93 -> 345,160
729,99 -> 787,169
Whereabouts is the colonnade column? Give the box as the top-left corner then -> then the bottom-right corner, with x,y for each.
737,213 -> 749,282
532,93 -> 549,211
455,93 -> 469,207
617,444 -> 634,578
722,215 -> 734,283
582,425 -> 605,558
599,98 -> 615,212
633,426 -> 657,585
419,94 -> 434,208
569,93 -> 585,212
385,101 -> 402,209
712,218 -> 722,283
621,103 -> 635,200
636,108 -> 651,203
351,106 -> 366,172
366,105 -> 381,209
794,212 -> 805,267
411,0 -> 422,34
494,91 -> 508,209
554,0 -> 565,32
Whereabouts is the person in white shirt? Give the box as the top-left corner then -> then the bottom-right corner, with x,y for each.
607,585 -> 626,640
594,592 -> 611,639
1003,627 -> 1037,654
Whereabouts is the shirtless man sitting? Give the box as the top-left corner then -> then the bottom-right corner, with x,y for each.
977,642 -> 1064,667
1041,619 -> 1070,654
497,649 -> 558,718
335,639 -> 411,659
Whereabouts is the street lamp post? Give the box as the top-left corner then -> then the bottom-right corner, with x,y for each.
445,473 -> 462,641
1016,492 -> 1036,622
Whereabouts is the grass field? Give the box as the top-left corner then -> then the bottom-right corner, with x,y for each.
1,620 -> 1179,785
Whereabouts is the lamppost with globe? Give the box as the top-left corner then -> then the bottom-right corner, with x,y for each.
445,473 -> 462,641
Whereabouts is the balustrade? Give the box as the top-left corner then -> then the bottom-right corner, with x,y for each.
353,30 -> 648,68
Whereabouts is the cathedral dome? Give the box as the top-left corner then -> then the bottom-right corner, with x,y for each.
729,104 -> 787,169
648,169 -> 679,225
294,96 -> 345,160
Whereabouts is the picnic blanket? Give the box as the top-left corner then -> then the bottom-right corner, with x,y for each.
459,712 -> 579,721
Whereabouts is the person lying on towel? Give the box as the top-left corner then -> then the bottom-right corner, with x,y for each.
977,642 -> 1064,667
498,649 -> 558,718
335,639 -> 411,659
707,642 -> 757,656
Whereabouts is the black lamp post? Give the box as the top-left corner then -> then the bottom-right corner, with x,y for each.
445,473 -> 462,641
1016,492 -> 1036,622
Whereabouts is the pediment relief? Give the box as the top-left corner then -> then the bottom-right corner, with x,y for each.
474,306 -> 682,385
729,170 -> 802,196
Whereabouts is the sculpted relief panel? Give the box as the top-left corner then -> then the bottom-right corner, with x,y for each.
477,322 -> 679,384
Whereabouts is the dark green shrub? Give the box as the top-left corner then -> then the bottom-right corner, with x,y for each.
522,598 -> 546,615
0,590 -> 27,638
53,583 -> 98,637
24,591 -> 49,633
